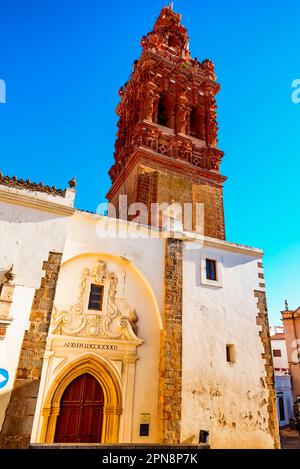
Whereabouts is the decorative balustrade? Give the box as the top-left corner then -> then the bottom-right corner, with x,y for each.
109,122 -> 223,182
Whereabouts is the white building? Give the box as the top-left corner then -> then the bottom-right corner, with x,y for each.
270,326 -> 294,427
0,5 -> 280,449
0,176 -> 280,448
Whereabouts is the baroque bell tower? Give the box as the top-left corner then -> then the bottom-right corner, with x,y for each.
107,5 -> 226,239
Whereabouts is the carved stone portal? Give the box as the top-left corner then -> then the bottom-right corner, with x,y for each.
50,260 -> 140,342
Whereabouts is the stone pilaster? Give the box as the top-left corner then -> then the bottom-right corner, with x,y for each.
255,289 -> 280,449
158,238 -> 183,444
0,280 -> 15,340
0,252 -> 62,448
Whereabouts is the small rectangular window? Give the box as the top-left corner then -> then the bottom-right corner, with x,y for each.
206,259 -> 217,281
226,344 -> 235,363
88,284 -> 104,311
139,424 -> 149,436
273,349 -> 282,357
278,397 -> 285,421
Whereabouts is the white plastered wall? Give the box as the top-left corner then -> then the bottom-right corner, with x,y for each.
0,191 -> 72,430
31,212 -> 165,443
181,241 -> 275,449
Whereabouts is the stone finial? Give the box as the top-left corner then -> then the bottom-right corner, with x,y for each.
285,300 -> 289,311
4,265 -> 15,284
68,177 -> 77,189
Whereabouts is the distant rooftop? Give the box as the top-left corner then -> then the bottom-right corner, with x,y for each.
270,333 -> 285,341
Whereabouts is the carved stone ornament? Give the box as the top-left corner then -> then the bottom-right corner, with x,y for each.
50,260 -> 141,343
0,269 -> 15,340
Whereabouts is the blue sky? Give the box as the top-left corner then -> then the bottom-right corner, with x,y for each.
0,0 -> 299,324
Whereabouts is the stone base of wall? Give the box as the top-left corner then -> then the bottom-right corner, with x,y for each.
0,252 -> 62,448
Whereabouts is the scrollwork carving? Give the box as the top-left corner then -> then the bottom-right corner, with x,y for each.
50,260 -> 140,343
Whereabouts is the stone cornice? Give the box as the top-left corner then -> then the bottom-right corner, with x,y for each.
73,211 -> 264,258
106,147 -> 226,201
200,236 -> 264,258
281,310 -> 300,320
0,187 -> 75,216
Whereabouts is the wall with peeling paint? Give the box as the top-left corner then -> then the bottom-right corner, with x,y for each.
182,241 -> 275,449
0,185 -> 74,432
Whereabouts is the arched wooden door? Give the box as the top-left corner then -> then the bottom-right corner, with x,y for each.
54,373 -> 104,443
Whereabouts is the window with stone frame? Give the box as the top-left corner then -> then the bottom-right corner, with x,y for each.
88,284 -> 104,311
273,349 -> 282,357
206,259 -> 217,281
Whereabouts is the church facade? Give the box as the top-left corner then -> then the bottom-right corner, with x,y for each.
0,6 -> 279,449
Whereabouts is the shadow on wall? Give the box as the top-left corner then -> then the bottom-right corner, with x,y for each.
0,206 -> 67,224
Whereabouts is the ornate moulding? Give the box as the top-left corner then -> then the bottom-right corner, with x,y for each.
0,266 -> 15,340
50,260 -> 141,344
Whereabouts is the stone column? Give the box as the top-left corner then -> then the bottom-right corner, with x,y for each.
177,95 -> 189,134
255,289 -> 280,449
0,271 -> 15,340
120,356 -> 137,443
158,237 -> 183,444
141,82 -> 157,121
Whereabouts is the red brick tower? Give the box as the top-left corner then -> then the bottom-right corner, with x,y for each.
107,5 -> 226,239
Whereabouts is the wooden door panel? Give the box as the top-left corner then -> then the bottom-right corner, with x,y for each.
55,407 -> 80,442
63,375 -> 82,403
54,373 -> 104,443
90,407 -> 103,440
84,374 -> 95,402
80,407 -> 92,442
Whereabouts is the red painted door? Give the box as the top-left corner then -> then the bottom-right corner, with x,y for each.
54,373 -> 104,443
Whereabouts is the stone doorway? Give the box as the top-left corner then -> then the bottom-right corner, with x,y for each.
54,373 -> 104,443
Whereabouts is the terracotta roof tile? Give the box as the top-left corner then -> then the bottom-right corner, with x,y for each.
0,172 -> 66,197
271,333 -> 285,341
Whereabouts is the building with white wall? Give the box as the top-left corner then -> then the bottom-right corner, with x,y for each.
0,195 -> 280,448
0,174 -> 76,446
0,5 -> 280,449
270,326 -> 294,427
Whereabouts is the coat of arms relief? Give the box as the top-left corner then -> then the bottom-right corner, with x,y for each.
50,260 -> 140,342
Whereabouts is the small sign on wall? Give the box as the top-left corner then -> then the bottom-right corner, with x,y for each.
0,369 -> 9,389
139,413 -> 150,436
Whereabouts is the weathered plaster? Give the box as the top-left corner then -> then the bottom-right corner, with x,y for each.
181,242 -> 277,448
